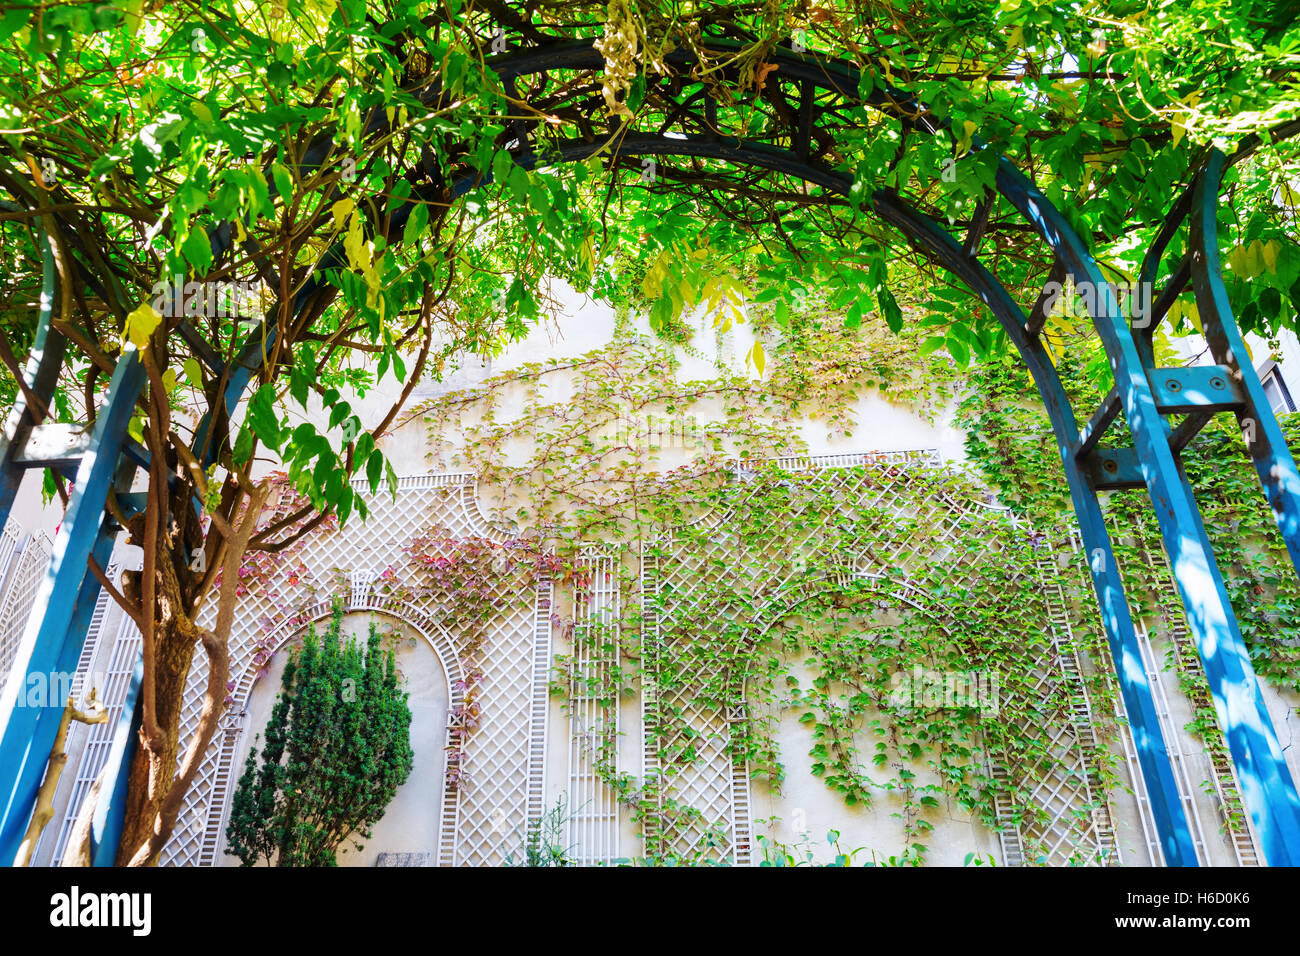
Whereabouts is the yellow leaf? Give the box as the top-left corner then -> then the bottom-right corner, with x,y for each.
749,340 -> 766,376
700,275 -> 721,310
1170,118 -> 1186,149
1246,239 -> 1264,278
1226,244 -> 1243,273
183,356 -> 203,386
1043,336 -> 1061,367
344,210 -> 368,271
125,303 -> 162,348
193,101 -> 213,123
677,274 -> 693,307
640,250 -> 669,299
331,198 -> 355,232
161,368 -> 177,392
1007,25 -> 1024,49
1263,240 -> 1280,272
956,120 -> 977,154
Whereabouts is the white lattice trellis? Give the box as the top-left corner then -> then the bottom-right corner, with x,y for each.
640,450 -> 1121,865
566,545 -> 622,864
157,473 -> 552,867
34,455 -> 1224,867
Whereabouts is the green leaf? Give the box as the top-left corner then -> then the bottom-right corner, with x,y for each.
271,162 -> 294,204
181,228 -> 212,274
246,384 -> 282,451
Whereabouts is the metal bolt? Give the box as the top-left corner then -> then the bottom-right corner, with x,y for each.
1103,458 -> 1118,473
1165,378 -> 1182,392
1208,376 -> 1226,390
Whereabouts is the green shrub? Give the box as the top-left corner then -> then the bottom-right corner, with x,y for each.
226,605 -> 414,866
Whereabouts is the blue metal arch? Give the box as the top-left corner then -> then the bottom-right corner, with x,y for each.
1,38 -> 1297,866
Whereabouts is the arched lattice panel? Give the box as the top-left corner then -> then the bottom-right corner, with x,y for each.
158,473 -> 553,867
639,450 -> 1123,866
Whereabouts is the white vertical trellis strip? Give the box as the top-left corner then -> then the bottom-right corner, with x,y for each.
0,526 -> 51,700
987,757 -> 1026,866
639,545 -> 664,858
1133,621 -> 1210,863
566,545 -> 621,864
1131,531 -> 1262,866
32,567 -> 118,864
525,580 -> 553,837
1113,696 -> 1162,866
726,703 -> 752,866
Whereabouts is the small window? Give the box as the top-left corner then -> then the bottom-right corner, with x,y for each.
1261,364 -> 1296,415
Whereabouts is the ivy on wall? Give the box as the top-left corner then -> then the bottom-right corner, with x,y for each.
229,292 -> 1298,864
396,303 -> 1121,865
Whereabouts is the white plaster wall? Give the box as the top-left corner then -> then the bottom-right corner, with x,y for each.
278,282 -> 969,478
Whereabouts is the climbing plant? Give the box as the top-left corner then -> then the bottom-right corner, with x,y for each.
395,297 -> 1120,866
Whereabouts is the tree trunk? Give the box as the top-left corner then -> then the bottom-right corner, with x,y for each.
115,594 -> 199,866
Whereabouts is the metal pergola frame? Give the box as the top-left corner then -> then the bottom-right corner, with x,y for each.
1,38 -> 1298,867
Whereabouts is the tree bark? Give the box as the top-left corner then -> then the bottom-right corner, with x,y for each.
115,481 -> 269,866
114,597 -> 199,866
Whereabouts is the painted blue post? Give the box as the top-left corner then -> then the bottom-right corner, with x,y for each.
0,349 -> 145,864
91,655 -> 142,867
1191,150 -> 1300,571
995,160 -> 1300,867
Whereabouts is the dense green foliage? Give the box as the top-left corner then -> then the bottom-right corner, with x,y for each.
225,605 -> 413,866
2,0 -> 1298,496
